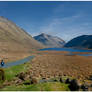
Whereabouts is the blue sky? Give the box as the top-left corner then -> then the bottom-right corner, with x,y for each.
0,1 -> 92,42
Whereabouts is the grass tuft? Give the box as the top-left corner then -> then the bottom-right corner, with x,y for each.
1,82 -> 70,91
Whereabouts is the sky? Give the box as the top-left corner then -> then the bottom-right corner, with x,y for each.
0,1 -> 92,42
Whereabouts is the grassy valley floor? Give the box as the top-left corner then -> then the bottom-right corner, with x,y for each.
30,51 -> 92,81
1,82 -> 69,91
1,51 -> 92,91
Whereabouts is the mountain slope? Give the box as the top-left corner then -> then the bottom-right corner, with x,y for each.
0,16 -> 44,53
64,35 -> 92,49
34,33 -> 65,48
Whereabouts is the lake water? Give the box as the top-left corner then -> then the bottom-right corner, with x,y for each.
0,56 -> 34,68
1,48 -> 92,68
40,48 -> 92,56
40,48 -> 92,52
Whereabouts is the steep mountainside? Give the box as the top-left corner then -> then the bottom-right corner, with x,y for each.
64,35 -> 92,49
0,16 -> 44,53
34,33 -> 65,48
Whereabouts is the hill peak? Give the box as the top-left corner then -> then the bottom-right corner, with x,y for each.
34,33 -> 65,48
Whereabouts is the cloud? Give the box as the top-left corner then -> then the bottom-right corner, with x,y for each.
28,2 -> 92,42
37,11 -> 92,42
37,14 -> 80,40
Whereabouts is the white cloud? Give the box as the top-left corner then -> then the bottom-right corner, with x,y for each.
30,3 -> 92,42
35,12 -> 92,42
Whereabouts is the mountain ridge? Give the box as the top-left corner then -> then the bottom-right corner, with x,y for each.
34,33 -> 65,48
64,35 -> 92,49
0,16 -> 45,53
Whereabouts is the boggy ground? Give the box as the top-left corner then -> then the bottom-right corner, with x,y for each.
29,51 -> 92,81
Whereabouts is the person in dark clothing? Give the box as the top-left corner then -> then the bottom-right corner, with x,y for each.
1,60 -> 4,67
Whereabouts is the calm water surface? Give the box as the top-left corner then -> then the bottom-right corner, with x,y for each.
40,48 -> 92,56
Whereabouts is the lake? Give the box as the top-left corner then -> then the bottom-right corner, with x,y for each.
40,48 -> 92,56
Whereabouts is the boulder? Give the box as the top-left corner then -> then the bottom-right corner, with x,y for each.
60,77 -> 63,83
65,78 -> 71,84
30,77 -> 38,84
14,79 -> 23,85
89,75 -> 92,80
53,77 -> 60,82
16,72 -> 26,81
81,84 -> 88,91
59,77 -> 71,83
23,80 -> 31,85
68,79 -> 79,91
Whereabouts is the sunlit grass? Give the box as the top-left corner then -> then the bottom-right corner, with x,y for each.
1,82 -> 70,91
4,62 -> 31,81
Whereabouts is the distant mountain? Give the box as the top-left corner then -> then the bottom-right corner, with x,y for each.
64,35 -> 92,49
34,33 -> 65,48
0,16 -> 44,53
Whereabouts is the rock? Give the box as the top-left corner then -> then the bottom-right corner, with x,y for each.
90,84 -> 92,87
53,77 -> 60,82
68,79 -> 79,91
40,78 -> 48,83
16,72 -> 25,81
89,75 -> 92,80
81,84 -> 88,91
30,77 -> 38,84
3,81 -> 11,86
65,78 -> 71,84
42,77 -> 48,82
14,79 -> 23,85
60,77 -> 67,83
24,82 -> 30,85
60,77 -> 63,83
42,77 -> 46,80
80,82 -> 92,91
23,80 -> 31,85
59,77 -> 71,83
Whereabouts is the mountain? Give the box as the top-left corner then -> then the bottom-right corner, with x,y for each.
0,16 -> 44,53
64,35 -> 92,49
34,33 -> 65,48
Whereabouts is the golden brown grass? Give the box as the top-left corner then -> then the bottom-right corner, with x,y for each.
0,52 -> 31,63
29,51 -> 92,81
